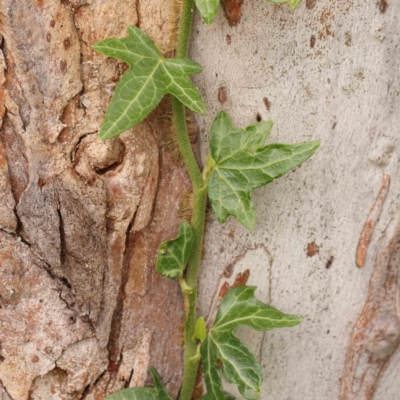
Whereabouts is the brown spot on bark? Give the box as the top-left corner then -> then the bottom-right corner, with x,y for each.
256,113 -> 262,122
221,0 -> 243,26
218,269 -> 251,299
356,174 -> 390,267
222,263 -> 235,278
37,177 -> 44,189
46,33 -> 51,42
218,86 -> 228,105
60,60 -> 67,74
306,242 -> 319,257
31,355 -> 40,363
379,0 -> 388,13
58,127 -> 71,143
325,255 -> 334,269
233,269 -> 250,287
59,95 -> 80,143
310,34 -> 316,48
263,97 -> 271,111
63,38 -> 71,49
306,0 -> 317,9
226,34 -> 232,45
219,282 -> 231,300
50,20 -> 55,27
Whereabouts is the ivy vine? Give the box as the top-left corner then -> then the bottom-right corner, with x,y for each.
93,1 -> 319,399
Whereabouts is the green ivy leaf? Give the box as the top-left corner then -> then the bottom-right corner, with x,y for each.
206,111 -> 320,230
105,367 -> 172,400
201,286 -> 301,400
156,221 -> 195,279
195,0 -> 220,24
93,26 -> 206,140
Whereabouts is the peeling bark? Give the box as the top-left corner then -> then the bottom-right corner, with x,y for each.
341,213 -> 400,399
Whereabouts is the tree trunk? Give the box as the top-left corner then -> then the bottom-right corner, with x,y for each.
0,1 -> 399,400
192,1 -> 400,400
0,1 -> 190,399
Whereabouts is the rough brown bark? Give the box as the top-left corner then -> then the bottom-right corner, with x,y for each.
0,1 -> 190,398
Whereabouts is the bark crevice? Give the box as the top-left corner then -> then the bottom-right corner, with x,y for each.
106,211 -> 139,375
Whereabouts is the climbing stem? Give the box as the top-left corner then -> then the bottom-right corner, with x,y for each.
177,185 -> 207,400
172,99 -> 204,190
176,0 -> 196,59
172,96 -> 207,400
172,1 -> 208,399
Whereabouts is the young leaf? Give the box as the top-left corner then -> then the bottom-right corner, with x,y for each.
201,286 -> 301,400
195,0 -> 220,24
105,367 -> 172,400
156,221 -> 195,279
193,316 -> 207,343
206,111 -> 320,230
93,26 -> 206,140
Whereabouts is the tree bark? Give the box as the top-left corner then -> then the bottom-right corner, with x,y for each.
0,1 -> 190,399
0,1 -> 399,400
192,1 -> 400,399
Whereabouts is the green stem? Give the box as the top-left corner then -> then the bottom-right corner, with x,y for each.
172,1 -> 208,399
176,0 -> 196,59
172,99 -> 204,190
172,98 -> 207,400
177,185 -> 207,400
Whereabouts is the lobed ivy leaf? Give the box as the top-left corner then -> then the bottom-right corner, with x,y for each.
200,286 -> 301,400
105,367 -> 172,400
206,111 -> 320,230
195,0 -> 219,24
93,26 -> 205,140
156,222 -> 195,279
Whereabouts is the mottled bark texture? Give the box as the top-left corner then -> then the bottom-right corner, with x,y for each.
0,1 -> 189,399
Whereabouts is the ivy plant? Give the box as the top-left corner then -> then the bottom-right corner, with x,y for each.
156,221 -> 194,280
201,286 -> 301,399
93,26 -> 205,140
204,111 -> 319,230
94,1 -> 319,399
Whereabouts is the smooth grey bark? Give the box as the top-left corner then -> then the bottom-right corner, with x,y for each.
192,1 -> 400,399
0,1 -> 188,399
